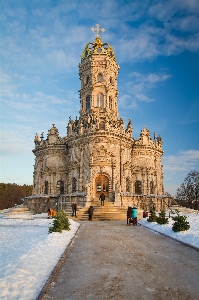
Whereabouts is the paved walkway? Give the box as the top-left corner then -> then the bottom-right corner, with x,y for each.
42,221 -> 199,300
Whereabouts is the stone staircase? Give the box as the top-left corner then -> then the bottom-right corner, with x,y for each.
64,205 -> 88,220
167,204 -> 199,216
80,202 -> 126,221
66,201 -> 142,222
58,200 -> 199,222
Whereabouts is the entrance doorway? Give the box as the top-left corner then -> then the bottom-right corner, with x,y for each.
95,175 -> 109,199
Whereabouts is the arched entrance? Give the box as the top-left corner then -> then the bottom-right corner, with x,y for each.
95,175 -> 109,199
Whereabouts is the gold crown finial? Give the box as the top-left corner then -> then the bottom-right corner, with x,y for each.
91,24 -> 105,38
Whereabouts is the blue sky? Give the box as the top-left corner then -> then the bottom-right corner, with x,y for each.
0,0 -> 199,196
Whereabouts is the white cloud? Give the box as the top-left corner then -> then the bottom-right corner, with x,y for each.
148,0 -> 199,22
163,150 -> 199,173
169,15 -> 199,32
130,71 -> 171,87
120,71 -> 171,107
118,94 -> 138,109
1,0 -> 199,76
135,93 -> 154,102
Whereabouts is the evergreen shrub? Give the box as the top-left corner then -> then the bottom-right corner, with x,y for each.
49,210 -> 70,233
156,210 -> 169,225
172,210 -> 190,232
147,210 -> 157,222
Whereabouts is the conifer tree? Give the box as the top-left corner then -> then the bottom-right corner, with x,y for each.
172,210 -> 190,232
49,210 -> 70,233
147,210 -> 157,222
156,210 -> 169,225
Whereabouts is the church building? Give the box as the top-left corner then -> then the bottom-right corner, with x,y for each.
30,25 -> 165,212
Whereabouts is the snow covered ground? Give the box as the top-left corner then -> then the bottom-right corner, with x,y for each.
0,211 -> 80,300
0,209 -> 199,300
139,212 -> 199,249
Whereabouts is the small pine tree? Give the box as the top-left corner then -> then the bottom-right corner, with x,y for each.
49,210 -> 70,233
156,210 -> 169,225
172,210 -> 190,232
147,210 -> 157,222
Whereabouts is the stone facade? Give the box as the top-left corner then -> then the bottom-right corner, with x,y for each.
31,35 -> 165,211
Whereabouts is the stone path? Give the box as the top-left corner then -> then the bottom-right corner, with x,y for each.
42,221 -> 199,300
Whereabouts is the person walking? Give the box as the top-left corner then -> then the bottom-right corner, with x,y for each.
126,206 -> 132,226
132,206 -> 138,225
71,202 -> 77,217
88,206 -> 94,221
99,192 -> 105,206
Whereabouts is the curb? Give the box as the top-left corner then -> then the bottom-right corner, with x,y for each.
36,223 -> 82,300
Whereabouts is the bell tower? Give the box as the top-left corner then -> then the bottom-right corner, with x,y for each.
79,25 -> 119,122
30,24 -> 165,213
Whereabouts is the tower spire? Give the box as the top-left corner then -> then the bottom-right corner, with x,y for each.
91,24 -> 105,38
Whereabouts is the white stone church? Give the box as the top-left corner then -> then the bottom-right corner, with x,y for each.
27,26 -> 168,213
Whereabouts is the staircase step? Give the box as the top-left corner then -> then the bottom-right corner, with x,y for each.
78,205 -> 142,221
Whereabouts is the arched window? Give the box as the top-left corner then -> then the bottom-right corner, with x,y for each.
72,177 -> 77,193
135,180 -> 142,195
99,121 -> 105,130
44,180 -> 48,194
110,77 -> 113,84
126,177 -> 131,192
97,73 -> 103,82
57,180 -> 64,194
86,95 -> 90,110
150,181 -> 154,194
96,93 -> 104,107
109,96 -> 113,109
86,76 -> 89,84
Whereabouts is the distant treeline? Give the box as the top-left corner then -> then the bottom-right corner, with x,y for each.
0,183 -> 33,210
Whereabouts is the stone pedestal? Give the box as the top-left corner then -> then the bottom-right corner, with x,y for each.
114,192 -> 121,206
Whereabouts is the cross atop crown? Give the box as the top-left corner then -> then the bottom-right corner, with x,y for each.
91,24 -> 105,38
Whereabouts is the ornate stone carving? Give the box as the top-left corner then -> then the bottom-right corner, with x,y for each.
32,33 -> 164,203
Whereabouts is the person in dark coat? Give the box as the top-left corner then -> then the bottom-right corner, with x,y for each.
71,202 -> 77,217
88,206 -> 94,221
99,192 -> 105,206
132,206 -> 138,225
126,206 -> 132,225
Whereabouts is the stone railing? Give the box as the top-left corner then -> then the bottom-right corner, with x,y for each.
120,193 -> 173,211
57,193 -> 87,211
23,194 -> 59,214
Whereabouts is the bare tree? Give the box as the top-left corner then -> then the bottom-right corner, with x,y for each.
176,171 -> 199,210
